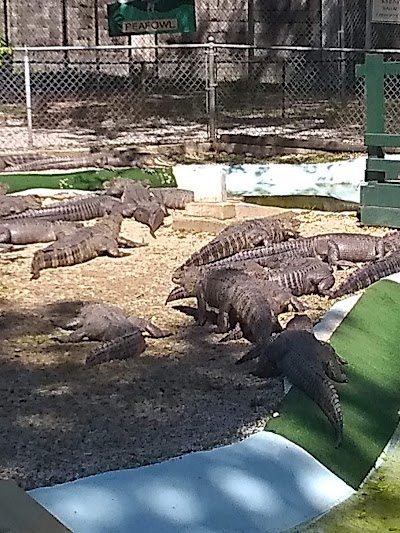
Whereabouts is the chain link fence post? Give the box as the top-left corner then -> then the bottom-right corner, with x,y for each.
23,46 -> 33,148
206,36 -> 217,142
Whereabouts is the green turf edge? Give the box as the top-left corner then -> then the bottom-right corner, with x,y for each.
0,167 -> 176,193
266,280 -> 400,489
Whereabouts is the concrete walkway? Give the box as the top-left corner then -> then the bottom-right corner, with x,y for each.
29,432 -> 354,533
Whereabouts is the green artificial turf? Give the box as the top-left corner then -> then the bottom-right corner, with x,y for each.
267,279 -> 400,489
0,167 -> 176,193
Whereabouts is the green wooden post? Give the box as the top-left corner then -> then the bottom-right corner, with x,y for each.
357,54 -> 385,181
356,54 -> 400,227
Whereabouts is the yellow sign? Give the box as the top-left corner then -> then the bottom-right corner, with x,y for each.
122,18 -> 178,33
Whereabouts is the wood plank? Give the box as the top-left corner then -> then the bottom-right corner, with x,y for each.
364,55 -> 385,135
365,133 -> 400,147
360,205 -> 400,228
361,181 -> 400,208
357,60 -> 400,77
0,480 -> 71,533
367,157 -> 400,180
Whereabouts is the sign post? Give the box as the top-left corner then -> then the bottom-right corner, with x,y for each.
107,0 -> 196,36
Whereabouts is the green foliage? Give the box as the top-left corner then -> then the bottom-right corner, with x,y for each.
145,167 -> 177,187
0,35 -> 13,64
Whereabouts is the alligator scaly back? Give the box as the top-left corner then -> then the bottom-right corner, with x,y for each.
255,330 -> 344,446
174,217 -> 300,272
30,215 -> 123,279
85,330 -> 146,366
3,195 -> 122,222
149,188 -> 194,209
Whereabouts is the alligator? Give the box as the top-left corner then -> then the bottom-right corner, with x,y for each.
263,257 -> 335,296
54,302 -> 170,342
0,148 -> 169,174
0,220 -> 83,244
196,261 -> 306,343
217,213 -> 301,239
149,188 -> 194,210
212,232 -> 399,269
174,265 -> 280,356
173,217 -> 301,275
254,328 -> 347,447
0,243 -> 23,253
170,257 -> 334,301
0,150 -> 145,174
218,271 -> 305,343
277,314 -> 348,381
2,153 -> 111,173
3,194 -> 122,222
30,214 -> 145,279
104,178 -> 167,236
169,261 -> 305,307
0,195 -> 42,218
327,250 -> 400,299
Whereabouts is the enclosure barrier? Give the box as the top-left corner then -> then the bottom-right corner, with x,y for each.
1,42 -> 400,152
357,53 -> 400,228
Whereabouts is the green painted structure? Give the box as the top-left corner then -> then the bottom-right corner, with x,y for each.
356,54 -> 400,228
107,0 -> 196,36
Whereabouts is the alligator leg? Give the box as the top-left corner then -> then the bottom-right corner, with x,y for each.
63,316 -> 83,329
56,329 -> 89,343
290,296 -> 307,311
316,274 -> 336,295
376,239 -> 386,260
102,237 -> 123,257
128,317 -> 172,338
326,240 -> 355,268
320,340 -> 348,365
0,228 -> 11,243
219,323 -> 244,343
326,240 -> 340,267
215,300 -> 231,333
195,284 -> 207,326
117,236 -> 148,249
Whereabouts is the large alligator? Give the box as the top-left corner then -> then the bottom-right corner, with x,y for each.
0,195 -> 42,218
173,217 -> 301,275
0,220 -> 83,244
104,178 -> 167,236
255,328 -> 347,447
3,194 -> 122,222
55,302 -> 171,342
30,214 -> 145,279
211,232 -> 400,269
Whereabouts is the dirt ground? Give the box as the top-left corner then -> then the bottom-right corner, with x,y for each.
0,208 -> 391,490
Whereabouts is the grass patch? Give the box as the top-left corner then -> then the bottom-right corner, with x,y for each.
267,280 -> 400,489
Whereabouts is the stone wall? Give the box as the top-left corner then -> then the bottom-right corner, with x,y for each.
0,0 -> 322,48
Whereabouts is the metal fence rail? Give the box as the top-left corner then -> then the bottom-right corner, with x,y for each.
0,43 -> 399,152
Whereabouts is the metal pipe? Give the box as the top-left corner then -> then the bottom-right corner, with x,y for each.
2,0 -> 9,46
12,45 -> 400,53
61,0 -> 69,67
339,0 -> 346,100
23,46 -> 33,148
365,0 -> 373,50
206,36 -> 217,142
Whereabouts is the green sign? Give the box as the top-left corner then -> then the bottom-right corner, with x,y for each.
107,0 -> 196,36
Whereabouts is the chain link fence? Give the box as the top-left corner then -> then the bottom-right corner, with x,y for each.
1,43 -> 400,152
